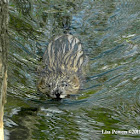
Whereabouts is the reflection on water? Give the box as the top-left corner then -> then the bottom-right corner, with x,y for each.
5,0 -> 140,139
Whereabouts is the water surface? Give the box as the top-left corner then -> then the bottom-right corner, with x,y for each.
5,0 -> 140,139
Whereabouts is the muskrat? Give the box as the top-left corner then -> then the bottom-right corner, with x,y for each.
37,34 -> 84,99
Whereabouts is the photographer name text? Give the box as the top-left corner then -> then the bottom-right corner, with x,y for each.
102,129 -> 140,135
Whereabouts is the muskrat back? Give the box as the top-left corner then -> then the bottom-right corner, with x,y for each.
37,34 -> 84,99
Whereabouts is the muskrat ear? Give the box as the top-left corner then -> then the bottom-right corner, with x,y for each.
70,75 -> 79,86
37,65 -> 45,73
38,77 -> 45,87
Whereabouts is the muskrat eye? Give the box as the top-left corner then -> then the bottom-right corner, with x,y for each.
46,83 -> 52,87
62,81 -> 68,87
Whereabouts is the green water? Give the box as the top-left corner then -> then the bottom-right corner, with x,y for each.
5,0 -> 140,140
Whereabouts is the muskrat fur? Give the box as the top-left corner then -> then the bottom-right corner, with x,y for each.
37,34 -> 84,99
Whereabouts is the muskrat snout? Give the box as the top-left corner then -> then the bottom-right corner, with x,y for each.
51,88 -> 67,99
53,89 -> 63,99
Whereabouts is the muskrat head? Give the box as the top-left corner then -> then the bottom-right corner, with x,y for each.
37,75 -> 80,99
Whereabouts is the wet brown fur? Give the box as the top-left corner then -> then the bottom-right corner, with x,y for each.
37,34 -> 84,99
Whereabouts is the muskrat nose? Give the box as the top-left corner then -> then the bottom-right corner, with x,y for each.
56,93 -> 60,98
54,89 -> 62,98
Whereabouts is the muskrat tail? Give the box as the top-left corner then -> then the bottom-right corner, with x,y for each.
62,15 -> 71,34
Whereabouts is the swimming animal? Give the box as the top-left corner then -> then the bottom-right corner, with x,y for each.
37,34 -> 84,99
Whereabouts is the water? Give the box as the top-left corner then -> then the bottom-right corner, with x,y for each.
5,0 -> 140,139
